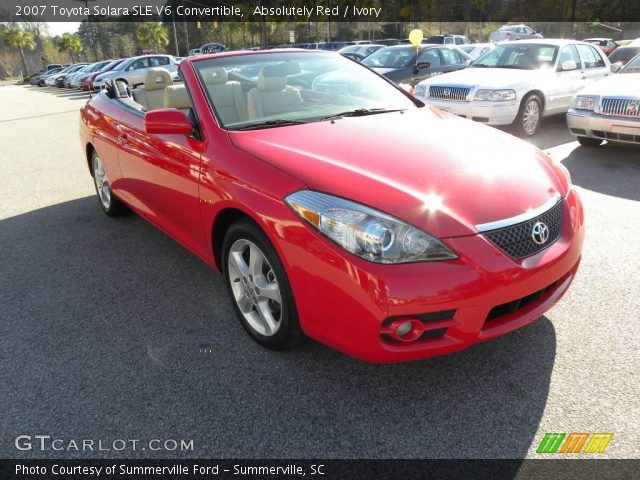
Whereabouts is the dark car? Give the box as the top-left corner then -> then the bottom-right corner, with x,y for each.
29,68 -> 62,85
608,46 -> 640,66
338,44 -> 384,61
360,44 -> 472,85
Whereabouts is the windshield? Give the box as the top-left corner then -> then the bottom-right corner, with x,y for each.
361,46 -> 417,68
194,52 -> 417,130
610,48 -> 640,65
620,53 -> 640,72
473,43 -> 558,70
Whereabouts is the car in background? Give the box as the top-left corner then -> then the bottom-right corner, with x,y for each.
45,64 -> 63,73
80,59 -> 125,91
425,34 -> 471,46
490,24 -> 543,43
629,38 -> 640,46
459,43 -> 494,59
415,40 -> 612,136
361,44 -> 472,85
200,43 -> 225,54
608,45 -> 640,66
64,63 -> 93,88
46,63 -> 87,87
189,48 -> 201,56
70,60 -> 115,89
567,52 -> 640,147
584,38 -> 617,56
338,44 -> 384,61
29,67 -> 63,86
79,49 -> 583,363
93,55 -> 179,89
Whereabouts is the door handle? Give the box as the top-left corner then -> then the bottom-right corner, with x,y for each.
118,133 -> 129,145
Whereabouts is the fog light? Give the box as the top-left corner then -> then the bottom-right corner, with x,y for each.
396,321 -> 412,337
389,318 -> 424,342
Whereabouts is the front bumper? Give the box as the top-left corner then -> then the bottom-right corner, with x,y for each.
277,189 -> 584,363
567,109 -> 640,145
417,96 -> 519,126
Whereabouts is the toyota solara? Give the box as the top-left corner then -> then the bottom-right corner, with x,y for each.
79,50 -> 584,363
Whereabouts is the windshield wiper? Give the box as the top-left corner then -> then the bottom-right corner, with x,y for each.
319,108 -> 405,121
472,64 -> 491,68
233,119 -> 308,131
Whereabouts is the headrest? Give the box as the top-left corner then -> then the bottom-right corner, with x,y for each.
144,68 -> 173,91
257,64 -> 289,92
201,67 -> 228,84
164,85 -> 191,110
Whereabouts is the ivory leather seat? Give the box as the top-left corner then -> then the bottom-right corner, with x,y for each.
132,68 -> 173,111
247,64 -> 303,120
201,67 -> 247,125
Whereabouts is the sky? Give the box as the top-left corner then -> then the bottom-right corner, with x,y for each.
46,22 -> 81,36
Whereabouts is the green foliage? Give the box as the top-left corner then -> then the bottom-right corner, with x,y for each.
136,22 -> 169,53
57,33 -> 83,62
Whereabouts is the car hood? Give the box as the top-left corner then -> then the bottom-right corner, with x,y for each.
421,67 -> 545,89
228,108 -> 564,238
576,72 -> 640,96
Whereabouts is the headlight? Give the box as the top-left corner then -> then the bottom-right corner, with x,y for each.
555,161 -> 572,187
474,89 -> 516,101
414,84 -> 427,97
571,95 -> 597,111
285,190 -> 457,264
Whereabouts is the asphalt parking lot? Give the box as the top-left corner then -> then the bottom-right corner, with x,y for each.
1,84 -> 638,460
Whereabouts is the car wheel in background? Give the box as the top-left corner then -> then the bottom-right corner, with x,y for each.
222,218 -> 303,350
91,150 -> 127,216
577,136 -> 603,147
513,93 -> 543,137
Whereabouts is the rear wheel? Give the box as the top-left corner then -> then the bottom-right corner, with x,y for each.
577,136 -> 603,147
513,93 -> 543,137
222,219 -> 302,350
91,150 -> 127,216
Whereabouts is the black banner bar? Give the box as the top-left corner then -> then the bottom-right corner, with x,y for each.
2,0 -> 640,23
1,459 -> 640,480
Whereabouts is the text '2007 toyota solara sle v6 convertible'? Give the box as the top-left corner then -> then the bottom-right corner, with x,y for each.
80,50 -> 584,363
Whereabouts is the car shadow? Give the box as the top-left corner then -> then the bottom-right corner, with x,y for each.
0,197 -> 555,466
562,142 -> 640,201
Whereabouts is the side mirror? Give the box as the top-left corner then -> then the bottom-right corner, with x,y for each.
144,109 -> 193,135
560,60 -> 578,71
413,62 -> 430,73
610,62 -> 622,73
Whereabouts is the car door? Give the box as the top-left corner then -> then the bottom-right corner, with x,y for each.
412,48 -> 447,83
576,44 -> 610,84
113,96 -> 207,257
549,44 -> 584,113
440,48 -> 468,72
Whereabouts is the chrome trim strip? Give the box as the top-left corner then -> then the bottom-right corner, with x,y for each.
475,194 -> 561,233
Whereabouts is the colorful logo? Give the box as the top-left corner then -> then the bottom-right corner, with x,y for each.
536,433 -> 613,454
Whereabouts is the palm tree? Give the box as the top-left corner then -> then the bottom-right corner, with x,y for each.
136,23 -> 169,54
3,24 -> 36,76
57,33 -> 83,63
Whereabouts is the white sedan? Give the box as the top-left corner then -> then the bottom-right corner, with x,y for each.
567,52 -> 640,147
415,39 -> 615,136
93,54 -> 179,90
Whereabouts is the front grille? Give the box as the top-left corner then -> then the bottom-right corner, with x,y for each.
484,275 -> 566,326
429,85 -> 470,101
599,97 -> 640,118
483,201 -> 563,259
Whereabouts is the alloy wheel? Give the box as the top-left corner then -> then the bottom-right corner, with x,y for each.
522,99 -> 541,135
93,154 -> 111,209
227,239 -> 282,337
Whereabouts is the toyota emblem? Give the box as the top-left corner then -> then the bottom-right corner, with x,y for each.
531,222 -> 550,245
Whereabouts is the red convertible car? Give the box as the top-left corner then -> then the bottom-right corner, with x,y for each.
79,50 -> 584,363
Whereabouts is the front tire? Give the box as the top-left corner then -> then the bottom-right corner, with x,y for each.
91,150 -> 127,216
513,93 -> 543,137
222,218 -> 302,350
577,136 -> 603,147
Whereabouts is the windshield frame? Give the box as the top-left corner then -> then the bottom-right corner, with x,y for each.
192,51 -> 420,131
